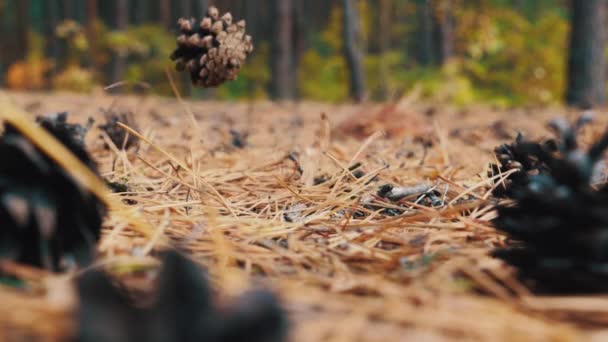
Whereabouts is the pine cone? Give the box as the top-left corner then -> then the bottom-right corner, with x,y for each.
489,133 -> 558,198
77,251 -> 288,342
98,109 -> 139,150
0,113 -> 105,271
492,116 -> 608,292
170,6 -> 254,87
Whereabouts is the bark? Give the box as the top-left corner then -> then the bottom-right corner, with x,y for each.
0,8 -> 4,86
16,0 -> 30,60
566,0 -> 607,108
434,0 -> 454,64
173,0 -> 192,20
74,0 -> 86,22
193,0 -> 209,17
46,0 -> 62,72
160,0 -> 171,29
62,0 -> 74,18
131,0 -> 147,24
378,0 -> 391,98
293,0 -> 305,92
86,0 -> 98,69
343,0 -> 366,102
270,0 -> 296,100
416,0 -> 435,66
87,0 -> 98,30
111,0 -> 129,84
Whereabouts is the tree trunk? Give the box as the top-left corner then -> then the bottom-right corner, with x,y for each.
87,0 -> 98,32
131,0 -> 147,24
46,0 -> 62,74
193,0 -> 209,17
566,0 -> 607,108
416,0 -> 435,66
434,0 -> 454,65
160,0 -> 171,29
0,7 -> 5,87
378,0 -> 391,98
86,0 -> 98,69
293,0 -> 305,96
74,0 -> 86,23
173,0 -> 192,20
343,0 -> 366,102
270,0 -> 296,100
111,0 -> 128,84
16,0 -> 30,61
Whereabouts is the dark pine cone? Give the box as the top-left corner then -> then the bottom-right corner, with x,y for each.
170,6 -> 254,87
0,113 -> 105,271
77,251 -> 288,342
492,116 -> 608,293
98,109 -> 139,150
489,133 -> 558,198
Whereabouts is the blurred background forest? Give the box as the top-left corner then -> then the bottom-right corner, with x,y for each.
0,0 -> 602,107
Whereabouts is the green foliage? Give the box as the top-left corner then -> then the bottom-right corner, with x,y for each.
299,49 -> 349,102
53,65 -> 96,92
55,23 -> 177,95
455,7 -> 568,105
118,25 -> 176,95
2,1 -> 573,105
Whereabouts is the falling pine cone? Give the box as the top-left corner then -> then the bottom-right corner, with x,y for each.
492,115 -> 608,293
98,109 -> 139,150
170,6 -> 254,87
0,113 -> 105,271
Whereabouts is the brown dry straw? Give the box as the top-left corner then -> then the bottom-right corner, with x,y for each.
1,92 -> 608,341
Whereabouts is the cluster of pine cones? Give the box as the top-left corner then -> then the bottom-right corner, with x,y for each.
170,6 -> 254,87
490,115 -> 608,292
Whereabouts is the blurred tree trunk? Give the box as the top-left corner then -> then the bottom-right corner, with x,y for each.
86,0 -> 98,32
160,0 -> 171,29
0,6 -> 6,86
293,0 -> 305,97
378,0 -> 391,98
193,0 -> 209,17
110,0 -> 128,84
46,0 -> 61,77
343,0 -> 366,102
433,0 -> 454,64
61,0 -> 73,19
74,0 -> 86,23
270,0 -> 296,100
131,0 -> 148,24
566,0 -> 607,108
173,0 -> 192,20
416,0 -> 435,66
16,0 -> 30,61
86,0 -> 98,69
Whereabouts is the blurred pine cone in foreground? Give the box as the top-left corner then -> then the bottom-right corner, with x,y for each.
0,113 -> 105,271
492,116 -> 608,292
77,251 -> 288,342
170,6 -> 254,87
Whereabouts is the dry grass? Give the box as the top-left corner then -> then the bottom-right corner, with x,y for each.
1,90 -> 608,341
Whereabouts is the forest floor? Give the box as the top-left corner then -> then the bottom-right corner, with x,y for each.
1,91 -> 608,341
